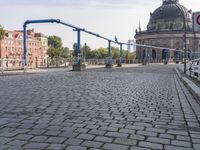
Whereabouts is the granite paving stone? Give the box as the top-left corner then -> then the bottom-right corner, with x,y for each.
0,65 -> 200,149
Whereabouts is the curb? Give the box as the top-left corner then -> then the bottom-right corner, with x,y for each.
175,68 -> 200,102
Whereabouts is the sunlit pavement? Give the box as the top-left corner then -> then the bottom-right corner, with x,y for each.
0,64 -> 200,150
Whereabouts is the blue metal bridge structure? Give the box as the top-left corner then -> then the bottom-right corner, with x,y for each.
23,18 -> 188,70
23,19 -> 127,69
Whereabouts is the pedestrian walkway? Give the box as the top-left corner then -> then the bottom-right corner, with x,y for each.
0,64 -> 199,150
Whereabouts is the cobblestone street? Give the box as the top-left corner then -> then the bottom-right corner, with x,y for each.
0,64 -> 200,150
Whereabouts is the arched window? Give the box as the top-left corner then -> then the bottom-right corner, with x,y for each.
152,49 -> 156,59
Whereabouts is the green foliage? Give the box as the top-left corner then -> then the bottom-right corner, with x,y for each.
82,44 -> 91,59
87,50 -> 99,59
47,47 -> 63,59
61,47 -> 70,58
72,42 -> 81,57
122,50 -> 128,59
97,48 -> 108,58
111,46 -> 120,59
45,35 -> 136,66
0,25 -> 5,40
48,35 -> 63,49
47,36 -> 64,66
128,52 -> 136,60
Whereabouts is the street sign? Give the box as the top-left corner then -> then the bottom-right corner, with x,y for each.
193,12 -> 200,32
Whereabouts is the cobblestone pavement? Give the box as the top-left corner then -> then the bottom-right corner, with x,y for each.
0,64 -> 200,150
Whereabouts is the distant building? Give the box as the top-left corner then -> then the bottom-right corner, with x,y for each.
30,29 -> 48,66
135,0 -> 200,63
127,40 -> 136,52
0,29 -> 47,68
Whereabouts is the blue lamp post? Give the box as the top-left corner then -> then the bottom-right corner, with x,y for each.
174,1 -> 187,73
23,24 -> 27,68
77,29 -> 81,65
106,40 -> 112,68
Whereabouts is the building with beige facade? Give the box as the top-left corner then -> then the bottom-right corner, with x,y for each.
34,31 -> 48,66
0,29 -> 47,69
135,0 -> 200,63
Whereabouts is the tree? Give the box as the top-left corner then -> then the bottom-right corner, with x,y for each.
87,50 -> 99,59
72,42 -> 80,57
61,47 -> 70,59
60,47 -> 70,66
122,50 -> 128,60
95,47 -> 121,59
47,35 -> 63,66
98,48 -> 108,59
47,47 -> 63,66
0,25 -> 5,40
82,44 -> 91,59
111,46 -> 120,59
48,36 -> 63,49
128,52 -> 136,60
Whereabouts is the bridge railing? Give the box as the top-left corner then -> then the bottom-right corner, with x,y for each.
0,59 -> 23,72
189,58 -> 200,78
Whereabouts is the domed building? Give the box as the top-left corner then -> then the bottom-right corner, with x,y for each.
135,0 -> 200,63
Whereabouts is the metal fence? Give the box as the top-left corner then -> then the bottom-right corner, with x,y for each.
0,58 -> 140,72
0,59 -> 23,71
189,58 -> 200,79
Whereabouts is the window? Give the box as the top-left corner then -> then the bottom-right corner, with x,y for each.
5,47 -> 8,56
8,33 -> 13,38
18,48 -> 20,54
152,49 -> 156,59
12,47 -> 14,54
30,48 -> 32,54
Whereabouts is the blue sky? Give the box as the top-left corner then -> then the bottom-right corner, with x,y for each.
0,0 -> 199,49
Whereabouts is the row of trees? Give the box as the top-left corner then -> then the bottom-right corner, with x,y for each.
79,45 -> 136,60
47,35 -> 136,64
46,36 -> 70,66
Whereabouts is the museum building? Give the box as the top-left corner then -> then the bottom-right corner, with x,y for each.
135,0 -> 200,63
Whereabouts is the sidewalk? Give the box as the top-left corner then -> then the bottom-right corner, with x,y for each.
176,68 -> 200,102
178,64 -> 200,81
0,64 -> 141,76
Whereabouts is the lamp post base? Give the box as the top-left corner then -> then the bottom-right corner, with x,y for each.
72,64 -> 86,71
117,63 -> 122,67
105,64 -> 113,68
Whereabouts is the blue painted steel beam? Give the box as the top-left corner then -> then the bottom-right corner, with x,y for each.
77,29 -> 81,65
23,24 -> 27,66
23,18 -> 126,67
24,19 -> 60,25
23,19 -> 61,66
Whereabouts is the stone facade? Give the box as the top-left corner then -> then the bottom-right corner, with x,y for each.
34,31 -> 48,66
0,29 -> 46,68
135,0 -> 200,63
